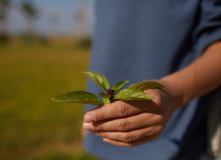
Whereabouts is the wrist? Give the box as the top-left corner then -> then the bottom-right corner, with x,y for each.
157,77 -> 186,109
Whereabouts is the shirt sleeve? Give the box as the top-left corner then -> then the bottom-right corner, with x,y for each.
192,0 -> 221,56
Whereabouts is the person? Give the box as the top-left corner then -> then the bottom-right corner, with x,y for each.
83,0 -> 221,159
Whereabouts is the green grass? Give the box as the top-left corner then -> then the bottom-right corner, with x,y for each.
0,44 -> 98,160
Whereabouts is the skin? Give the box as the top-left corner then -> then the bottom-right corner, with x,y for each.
83,41 -> 221,147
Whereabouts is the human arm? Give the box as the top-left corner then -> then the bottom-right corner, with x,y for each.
162,41 -> 221,106
82,41 -> 221,147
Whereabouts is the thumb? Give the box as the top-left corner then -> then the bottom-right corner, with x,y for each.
84,101 -> 143,122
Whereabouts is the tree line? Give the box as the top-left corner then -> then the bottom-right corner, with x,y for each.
0,0 -> 37,43
0,0 -> 91,46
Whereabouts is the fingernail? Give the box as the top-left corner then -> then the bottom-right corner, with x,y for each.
84,115 -> 94,122
83,122 -> 92,130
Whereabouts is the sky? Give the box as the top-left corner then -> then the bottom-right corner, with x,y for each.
6,0 -> 95,35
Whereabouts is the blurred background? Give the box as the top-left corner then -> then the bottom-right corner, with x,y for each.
0,0 -> 99,159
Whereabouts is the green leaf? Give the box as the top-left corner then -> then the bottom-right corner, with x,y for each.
51,91 -> 103,105
83,72 -> 110,91
102,97 -> 110,104
115,88 -> 154,101
129,81 -> 164,90
112,80 -> 129,93
99,92 -> 111,98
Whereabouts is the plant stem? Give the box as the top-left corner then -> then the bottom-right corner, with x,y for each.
109,96 -> 114,103
106,89 -> 115,103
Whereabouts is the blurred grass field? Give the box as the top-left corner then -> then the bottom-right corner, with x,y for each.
0,44 -> 99,160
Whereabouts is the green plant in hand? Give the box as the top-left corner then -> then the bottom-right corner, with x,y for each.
51,72 -> 164,105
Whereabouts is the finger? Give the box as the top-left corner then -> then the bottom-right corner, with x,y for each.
84,100 -> 152,123
83,112 -> 163,131
81,128 -> 88,138
90,124 -> 163,143
103,133 -> 160,147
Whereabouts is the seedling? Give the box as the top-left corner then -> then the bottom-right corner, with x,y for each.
51,72 -> 164,105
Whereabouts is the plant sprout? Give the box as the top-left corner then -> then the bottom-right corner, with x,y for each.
51,72 -> 164,105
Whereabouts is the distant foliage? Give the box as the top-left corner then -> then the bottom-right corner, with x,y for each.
0,0 -> 11,44
0,0 -> 10,21
21,0 -> 38,35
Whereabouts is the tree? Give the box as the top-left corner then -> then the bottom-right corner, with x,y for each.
0,0 -> 10,27
20,0 -> 37,34
0,0 -> 10,43
48,11 -> 59,37
75,0 -> 89,38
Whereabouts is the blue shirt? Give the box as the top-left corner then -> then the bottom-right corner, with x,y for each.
84,0 -> 221,159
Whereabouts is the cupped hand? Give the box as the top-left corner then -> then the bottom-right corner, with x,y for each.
83,80 -> 183,147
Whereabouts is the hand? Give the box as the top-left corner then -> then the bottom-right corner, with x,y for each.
83,80 -> 182,147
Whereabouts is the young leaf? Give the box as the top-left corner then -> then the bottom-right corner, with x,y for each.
115,88 -> 154,101
102,97 -> 110,104
129,81 -> 164,91
99,92 -> 111,98
83,72 -> 110,91
112,80 -> 129,93
51,91 -> 103,105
